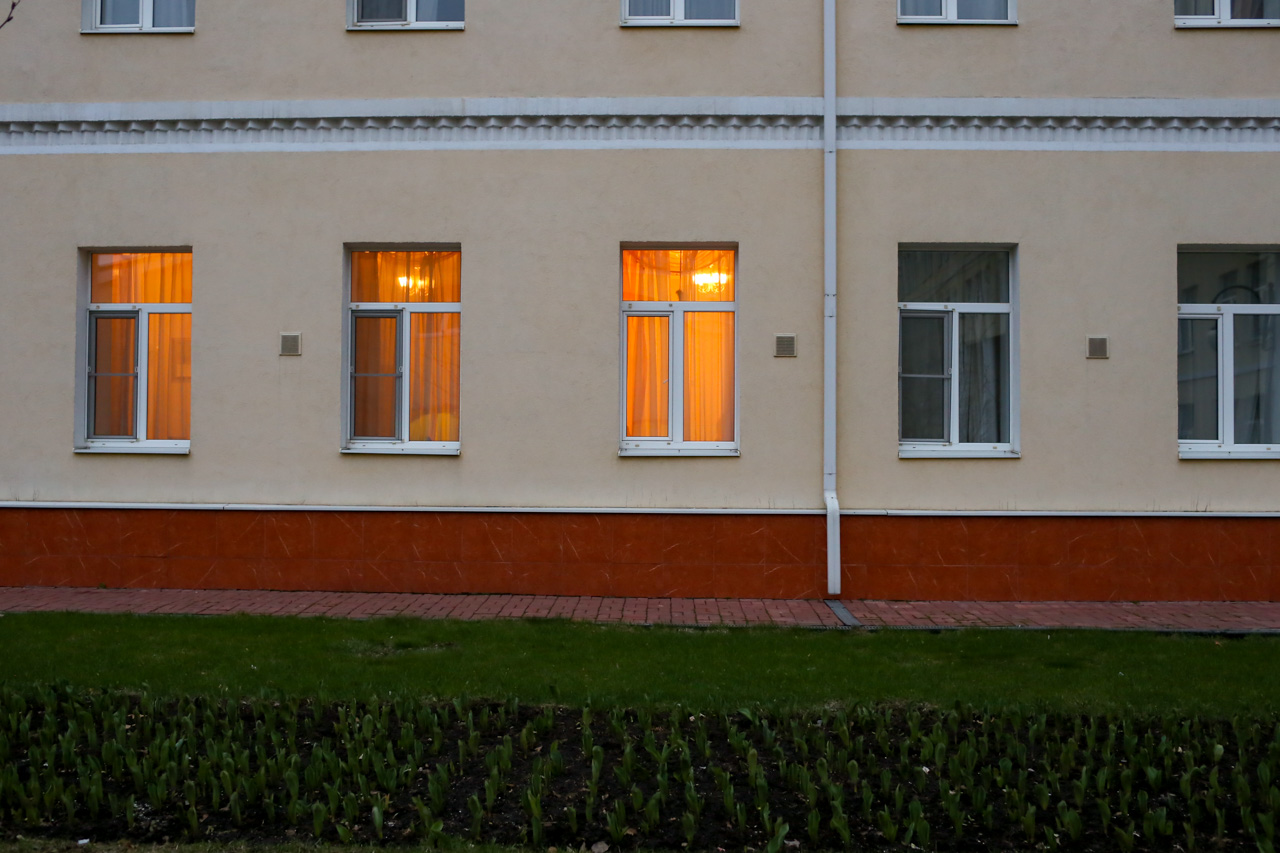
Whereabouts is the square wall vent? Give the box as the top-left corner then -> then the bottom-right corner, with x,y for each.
775,334 -> 797,358
1087,336 -> 1109,359
280,333 -> 303,356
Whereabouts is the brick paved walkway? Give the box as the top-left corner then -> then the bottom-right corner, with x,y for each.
1,587 -> 1278,631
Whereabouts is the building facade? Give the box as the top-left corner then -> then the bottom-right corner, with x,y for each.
0,0 -> 1278,600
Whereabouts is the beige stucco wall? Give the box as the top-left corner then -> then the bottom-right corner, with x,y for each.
840,1 -> 1280,99
840,150 -> 1280,512
0,0 -> 820,103
0,149 -> 825,508
1,1 -> 1276,104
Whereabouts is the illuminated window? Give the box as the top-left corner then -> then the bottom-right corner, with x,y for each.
1176,0 -> 1280,27
621,0 -> 739,26
82,0 -> 195,32
897,0 -> 1016,24
79,253 -> 192,454
621,248 -> 738,456
1178,250 -> 1280,458
349,0 -> 465,29
898,248 -> 1019,458
345,250 -> 461,454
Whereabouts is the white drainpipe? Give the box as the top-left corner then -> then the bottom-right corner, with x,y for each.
822,0 -> 841,598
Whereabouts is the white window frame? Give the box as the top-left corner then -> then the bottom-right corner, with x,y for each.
897,0 -> 1017,25
1178,250 -> 1280,459
74,250 -> 192,455
341,247 -> 462,456
898,246 -> 1020,459
347,0 -> 465,30
619,247 -> 739,457
620,0 -> 740,27
81,0 -> 196,33
1176,0 -> 1280,28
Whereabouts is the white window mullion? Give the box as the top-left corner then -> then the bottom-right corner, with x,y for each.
140,0 -> 153,29
671,306 -> 685,443
1220,311 -> 1234,445
944,0 -> 958,20
398,307 -> 410,443
948,309 -> 960,445
135,307 -> 150,441
673,0 -> 686,22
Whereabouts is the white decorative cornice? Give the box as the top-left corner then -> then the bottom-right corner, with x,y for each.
0,96 -> 1277,154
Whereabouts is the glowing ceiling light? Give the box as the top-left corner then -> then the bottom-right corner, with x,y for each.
692,272 -> 730,293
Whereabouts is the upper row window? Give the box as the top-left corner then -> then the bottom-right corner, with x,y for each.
897,0 -> 1016,24
621,0 -> 740,26
350,0 -> 466,30
1176,0 -> 1280,26
84,0 -> 195,32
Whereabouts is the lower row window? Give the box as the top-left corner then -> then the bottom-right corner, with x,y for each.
345,250 -> 462,454
1176,0 -> 1280,25
83,252 -> 192,452
898,248 -> 1017,457
621,248 -> 738,455
1178,251 -> 1280,457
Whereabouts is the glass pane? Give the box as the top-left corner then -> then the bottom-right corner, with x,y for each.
352,316 -> 399,439
1178,253 -> 1280,305
1175,0 -> 1216,13
91,316 -> 136,438
622,249 -> 735,302
901,378 -> 948,441
957,0 -> 1009,18
900,0 -> 943,15
147,313 -> 191,441
416,0 -> 464,22
1178,318 -> 1219,440
958,314 -> 1010,443
1232,0 -> 1280,18
92,253 -> 192,304
900,314 -> 947,376
1234,315 -> 1280,444
100,0 -> 141,25
899,251 -> 1010,303
684,312 -> 735,442
409,313 -> 460,442
351,251 -> 461,303
628,0 -> 672,15
685,0 -> 736,20
358,0 -> 407,21
625,316 -> 670,438
152,0 -> 195,27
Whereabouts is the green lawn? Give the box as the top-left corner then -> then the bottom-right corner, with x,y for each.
1,612 -> 1276,715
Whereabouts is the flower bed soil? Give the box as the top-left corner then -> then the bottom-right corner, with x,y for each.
1,685 -> 1277,851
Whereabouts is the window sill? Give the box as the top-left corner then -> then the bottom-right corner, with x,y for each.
620,445 -> 740,457
1175,18 -> 1278,27
1179,446 -> 1280,459
620,20 -> 739,27
899,445 -> 1020,459
76,443 -> 190,455
347,22 -> 465,30
896,18 -> 1017,25
343,444 -> 461,456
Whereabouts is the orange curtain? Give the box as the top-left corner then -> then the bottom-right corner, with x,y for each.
625,315 -> 670,437
409,313 -> 461,442
622,248 -> 734,302
92,253 -> 191,304
147,313 -> 191,440
353,316 -> 399,438
91,316 -> 136,438
352,251 -> 461,303
684,312 -> 735,441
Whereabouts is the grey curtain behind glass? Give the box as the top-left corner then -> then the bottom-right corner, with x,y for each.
959,314 -> 1009,443
629,0 -> 672,15
152,0 -> 195,27
1175,0 -> 1215,12
417,0 -> 464,22
956,0 -> 1009,19
685,0 -> 737,19
1234,315 -> 1280,444
898,251 -> 1010,304
359,0 -> 407,21
1233,0 -> 1280,17
101,0 -> 141,26
900,0 -> 943,15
